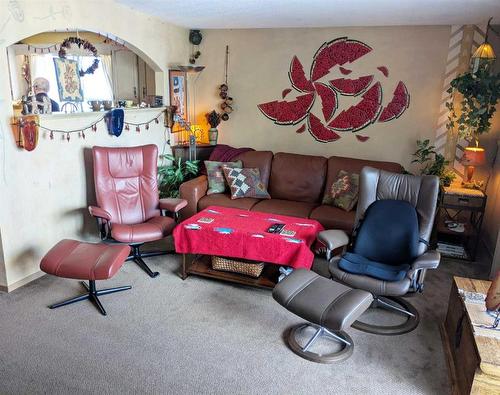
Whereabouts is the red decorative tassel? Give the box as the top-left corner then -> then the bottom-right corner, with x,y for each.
92,124 -> 97,132
125,124 -> 129,131
136,126 -> 140,132
155,118 -> 159,124
50,131 -> 54,140
145,123 -> 149,130
82,131 -> 86,139
66,133 -> 70,142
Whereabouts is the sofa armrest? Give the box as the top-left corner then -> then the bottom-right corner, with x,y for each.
88,205 -> 111,221
159,198 -> 188,213
179,175 -> 208,219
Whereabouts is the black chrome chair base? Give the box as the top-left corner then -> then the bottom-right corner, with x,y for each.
48,280 -> 131,316
127,245 -> 160,278
286,324 -> 354,363
352,296 -> 420,335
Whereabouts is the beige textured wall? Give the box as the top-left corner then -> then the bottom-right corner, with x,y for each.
0,0 -> 189,289
196,26 -> 450,169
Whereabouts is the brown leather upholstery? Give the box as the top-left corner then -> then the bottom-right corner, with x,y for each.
252,199 -> 318,218
198,193 -> 260,211
232,151 -> 273,188
91,145 -> 178,244
93,145 -> 161,225
309,205 -> 356,231
273,269 -> 373,331
40,239 -> 130,280
268,152 -> 327,203
111,216 -> 175,244
179,175 -> 209,219
159,198 -> 188,212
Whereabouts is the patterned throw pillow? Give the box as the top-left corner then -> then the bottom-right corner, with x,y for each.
222,167 -> 271,200
205,160 -> 242,195
322,170 -> 359,211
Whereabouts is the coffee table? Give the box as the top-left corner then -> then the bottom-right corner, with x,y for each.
173,206 -> 324,288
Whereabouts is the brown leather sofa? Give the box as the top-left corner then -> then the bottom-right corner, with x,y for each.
179,151 -> 402,231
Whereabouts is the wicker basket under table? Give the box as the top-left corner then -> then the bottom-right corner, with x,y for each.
211,256 -> 265,278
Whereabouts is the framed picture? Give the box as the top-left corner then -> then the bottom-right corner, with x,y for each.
53,58 -> 84,102
169,69 -> 187,121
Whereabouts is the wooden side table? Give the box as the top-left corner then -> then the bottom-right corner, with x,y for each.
437,186 -> 487,260
440,276 -> 500,395
172,144 -> 215,162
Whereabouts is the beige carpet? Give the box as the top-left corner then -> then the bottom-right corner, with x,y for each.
0,254 -> 485,394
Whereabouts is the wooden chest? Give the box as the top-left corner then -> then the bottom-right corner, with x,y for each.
440,277 -> 500,394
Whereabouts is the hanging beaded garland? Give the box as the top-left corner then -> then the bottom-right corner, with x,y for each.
58,37 -> 100,76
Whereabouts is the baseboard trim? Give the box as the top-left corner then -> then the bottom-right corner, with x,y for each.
0,271 -> 46,293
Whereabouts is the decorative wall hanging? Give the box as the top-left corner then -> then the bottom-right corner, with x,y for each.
16,115 -> 39,151
257,37 -> 410,143
219,45 -> 234,121
58,36 -> 99,76
53,58 -> 84,102
189,29 -> 202,64
105,109 -> 125,137
169,70 -> 188,121
13,111 -> 164,150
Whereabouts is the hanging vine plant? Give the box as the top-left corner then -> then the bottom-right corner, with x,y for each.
58,36 -> 100,76
446,67 -> 500,140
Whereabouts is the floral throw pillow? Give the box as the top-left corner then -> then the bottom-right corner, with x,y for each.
222,167 -> 271,200
322,170 -> 359,211
205,160 -> 242,195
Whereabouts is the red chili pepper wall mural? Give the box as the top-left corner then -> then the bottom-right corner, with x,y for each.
257,37 -> 410,143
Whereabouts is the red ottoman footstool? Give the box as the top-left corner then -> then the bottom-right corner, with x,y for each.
40,239 -> 131,316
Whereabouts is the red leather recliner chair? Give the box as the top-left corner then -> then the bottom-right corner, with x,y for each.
89,145 -> 187,278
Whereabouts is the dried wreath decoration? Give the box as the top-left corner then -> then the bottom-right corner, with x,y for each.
58,36 -> 100,77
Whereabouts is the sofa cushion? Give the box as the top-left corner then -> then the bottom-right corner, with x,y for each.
198,193 -> 260,211
324,156 -> 402,204
232,151 -> 273,189
205,160 -> 242,195
223,167 -> 271,200
252,199 -> 318,219
322,170 -> 360,211
268,152 -> 327,203
309,205 -> 356,232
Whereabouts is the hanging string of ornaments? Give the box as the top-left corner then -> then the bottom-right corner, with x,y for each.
16,111 -> 164,144
219,45 -> 234,121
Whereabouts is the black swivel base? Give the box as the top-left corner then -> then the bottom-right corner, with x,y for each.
126,245 -> 163,278
48,280 -> 131,316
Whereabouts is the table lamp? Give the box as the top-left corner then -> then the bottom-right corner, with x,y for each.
461,146 -> 486,182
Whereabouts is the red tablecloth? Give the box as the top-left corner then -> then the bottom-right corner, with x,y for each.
174,206 -> 323,269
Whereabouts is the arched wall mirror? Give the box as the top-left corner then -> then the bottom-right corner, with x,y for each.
7,30 -> 164,115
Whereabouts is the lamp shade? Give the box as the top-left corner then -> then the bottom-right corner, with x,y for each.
472,42 -> 496,60
461,147 -> 486,166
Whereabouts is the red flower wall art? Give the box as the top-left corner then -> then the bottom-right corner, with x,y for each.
257,37 -> 410,143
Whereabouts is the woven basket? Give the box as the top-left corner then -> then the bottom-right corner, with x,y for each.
211,256 -> 265,278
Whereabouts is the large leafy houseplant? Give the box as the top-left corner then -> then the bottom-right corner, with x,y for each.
158,154 -> 199,198
446,67 -> 500,140
411,139 -> 456,186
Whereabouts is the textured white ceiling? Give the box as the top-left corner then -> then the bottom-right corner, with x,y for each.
117,0 -> 500,29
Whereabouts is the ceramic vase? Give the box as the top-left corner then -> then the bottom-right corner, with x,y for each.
209,128 -> 218,145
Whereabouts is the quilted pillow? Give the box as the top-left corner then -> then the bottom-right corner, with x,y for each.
222,167 -> 271,200
322,170 -> 359,211
205,160 -> 242,195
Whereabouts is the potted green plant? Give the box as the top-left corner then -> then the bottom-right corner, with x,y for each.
206,110 -> 221,145
446,67 -> 500,141
411,139 -> 456,186
158,154 -> 199,198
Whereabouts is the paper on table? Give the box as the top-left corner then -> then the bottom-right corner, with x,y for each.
461,290 -> 500,340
